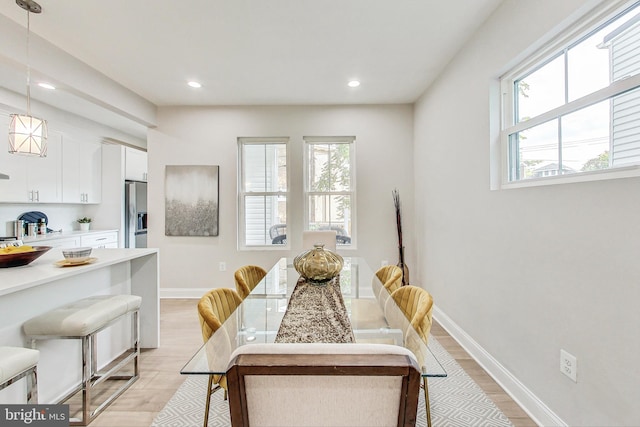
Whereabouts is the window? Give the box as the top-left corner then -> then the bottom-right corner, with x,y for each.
238,137 -> 288,248
304,136 -> 355,246
501,1 -> 640,184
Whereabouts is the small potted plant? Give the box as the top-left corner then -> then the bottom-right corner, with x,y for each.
77,217 -> 92,231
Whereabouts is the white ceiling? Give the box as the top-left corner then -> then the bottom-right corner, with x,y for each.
0,0 -> 503,137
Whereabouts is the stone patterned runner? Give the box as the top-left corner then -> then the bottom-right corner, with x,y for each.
275,275 -> 355,343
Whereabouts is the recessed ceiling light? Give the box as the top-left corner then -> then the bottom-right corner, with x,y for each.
187,81 -> 202,88
348,80 -> 360,88
38,82 -> 55,90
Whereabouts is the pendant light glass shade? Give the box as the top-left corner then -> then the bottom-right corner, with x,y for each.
9,0 -> 47,157
8,114 -> 47,156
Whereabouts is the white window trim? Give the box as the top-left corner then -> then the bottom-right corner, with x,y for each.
303,136 -> 356,249
498,0 -> 640,189
237,137 -> 290,250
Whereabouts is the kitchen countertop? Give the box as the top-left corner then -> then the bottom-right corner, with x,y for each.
0,247 -> 157,297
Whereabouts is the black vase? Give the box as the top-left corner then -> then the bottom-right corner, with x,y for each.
397,246 -> 410,286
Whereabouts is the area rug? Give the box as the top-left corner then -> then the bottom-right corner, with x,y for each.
151,336 -> 513,427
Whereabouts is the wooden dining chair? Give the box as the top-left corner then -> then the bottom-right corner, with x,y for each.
234,265 -> 267,299
226,343 -> 421,427
197,288 -> 243,427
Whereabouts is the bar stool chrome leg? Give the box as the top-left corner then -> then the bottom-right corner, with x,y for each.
82,335 -> 91,426
0,346 -> 40,405
26,366 -> 38,404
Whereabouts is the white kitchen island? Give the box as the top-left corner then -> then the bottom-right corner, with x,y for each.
0,247 -> 159,403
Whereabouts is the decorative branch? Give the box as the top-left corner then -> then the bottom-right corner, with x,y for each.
393,189 -> 410,285
392,189 -> 403,259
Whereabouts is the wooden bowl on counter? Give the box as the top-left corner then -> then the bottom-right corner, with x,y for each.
0,246 -> 52,268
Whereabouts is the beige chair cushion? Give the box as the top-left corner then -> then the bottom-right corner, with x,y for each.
229,342 -> 417,359
246,374 -> 401,426
0,347 -> 39,384
23,295 -> 142,337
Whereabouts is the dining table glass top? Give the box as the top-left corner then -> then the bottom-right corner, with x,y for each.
181,257 -> 446,379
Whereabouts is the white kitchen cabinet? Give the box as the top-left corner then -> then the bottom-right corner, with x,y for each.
125,147 -> 147,182
62,138 -> 102,204
0,125 -> 62,203
0,111 -> 25,201
29,133 -> 63,203
81,231 -> 118,248
37,236 -> 81,248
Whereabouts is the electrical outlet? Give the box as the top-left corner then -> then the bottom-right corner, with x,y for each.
560,349 -> 577,382
219,262 -> 226,272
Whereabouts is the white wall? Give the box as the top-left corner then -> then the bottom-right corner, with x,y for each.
148,105 -> 415,296
414,0 -> 640,426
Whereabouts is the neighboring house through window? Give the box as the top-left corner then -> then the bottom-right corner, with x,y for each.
500,0 -> 640,185
304,136 -> 355,246
238,137 -> 288,248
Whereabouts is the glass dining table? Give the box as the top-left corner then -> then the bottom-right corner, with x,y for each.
181,257 -> 447,426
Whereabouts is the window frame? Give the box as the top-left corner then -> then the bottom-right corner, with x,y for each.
303,136 -> 356,248
499,0 -> 640,188
237,137 -> 290,250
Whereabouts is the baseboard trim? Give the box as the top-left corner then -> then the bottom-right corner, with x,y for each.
160,288 -> 207,299
433,306 -> 566,427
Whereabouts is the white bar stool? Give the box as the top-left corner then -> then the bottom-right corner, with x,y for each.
0,346 -> 39,404
23,294 -> 141,426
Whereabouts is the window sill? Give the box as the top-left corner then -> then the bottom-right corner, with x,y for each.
240,245 -> 290,251
500,164 -> 640,190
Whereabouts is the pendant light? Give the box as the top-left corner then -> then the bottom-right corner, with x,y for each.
8,0 -> 47,157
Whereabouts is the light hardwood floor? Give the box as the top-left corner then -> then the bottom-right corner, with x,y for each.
90,299 -> 536,427
430,322 -> 537,427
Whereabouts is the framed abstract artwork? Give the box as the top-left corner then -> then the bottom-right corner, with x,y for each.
165,165 -> 219,236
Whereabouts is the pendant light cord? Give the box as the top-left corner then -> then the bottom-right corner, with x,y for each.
25,7 -> 31,116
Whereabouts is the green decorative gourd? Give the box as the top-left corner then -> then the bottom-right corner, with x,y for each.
293,244 -> 344,284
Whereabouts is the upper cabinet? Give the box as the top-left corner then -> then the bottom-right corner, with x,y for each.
0,110 -> 102,205
61,138 -> 102,204
0,129 -> 63,203
125,147 -> 147,182
29,133 -> 63,203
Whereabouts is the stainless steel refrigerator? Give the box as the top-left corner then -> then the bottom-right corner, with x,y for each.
125,180 -> 147,248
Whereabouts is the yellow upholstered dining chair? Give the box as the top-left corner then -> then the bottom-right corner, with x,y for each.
375,265 -> 403,307
234,265 -> 267,299
388,285 -> 434,345
376,265 -> 403,292
385,285 -> 435,426
197,288 -> 243,427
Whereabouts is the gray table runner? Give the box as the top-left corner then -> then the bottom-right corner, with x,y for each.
275,275 -> 355,343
